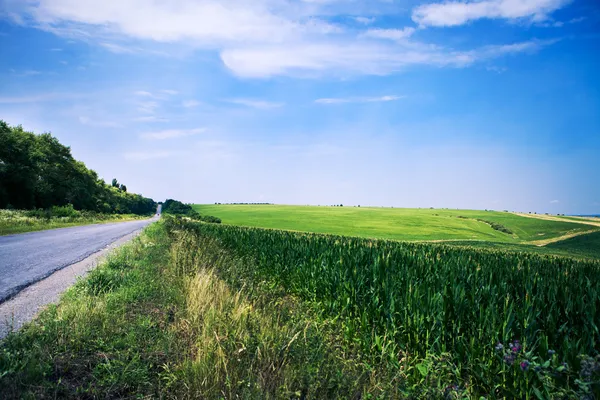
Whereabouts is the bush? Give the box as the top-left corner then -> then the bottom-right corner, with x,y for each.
50,204 -> 81,218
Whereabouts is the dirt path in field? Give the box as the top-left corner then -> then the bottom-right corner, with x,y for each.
527,229 -> 599,247
514,212 -> 600,228
509,213 -> 600,246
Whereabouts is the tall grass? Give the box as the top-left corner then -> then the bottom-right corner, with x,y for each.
166,217 -> 600,398
0,206 -> 149,235
1,222 -> 394,398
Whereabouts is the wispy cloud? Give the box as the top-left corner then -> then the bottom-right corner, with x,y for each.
182,100 -> 201,108
123,151 -> 179,161
137,101 -> 160,114
134,91 -> 154,97
353,16 -> 375,25
315,95 -> 404,104
412,0 -> 571,28
550,199 -> 560,204
0,93 -> 79,103
78,116 -> 122,128
100,42 -> 135,54
133,116 -> 170,123
362,28 -> 416,41
140,128 -> 206,140
161,89 -> 178,95
226,99 -> 284,109
9,69 -> 42,77
4,0 -> 561,79
486,66 -> 507,74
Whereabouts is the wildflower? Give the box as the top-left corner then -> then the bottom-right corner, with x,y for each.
510,340 -> 522,353
504,353 -> 516,366
495,343 -> 504,352
520,360 -> 530,371
548,349 -> 556,356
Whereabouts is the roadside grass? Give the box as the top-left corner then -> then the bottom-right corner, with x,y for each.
193,204 -> 594,244
0,208 -> 150,236
0,222 -> 182,398
0,221 -> 403,398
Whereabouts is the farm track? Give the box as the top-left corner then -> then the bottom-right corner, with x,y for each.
528,229 -> 600,247
514,212 -> 600,228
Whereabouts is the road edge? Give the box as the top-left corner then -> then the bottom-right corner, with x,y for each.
0,226 -> 149,340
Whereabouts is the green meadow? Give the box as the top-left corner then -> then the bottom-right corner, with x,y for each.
193,204 -> 596,244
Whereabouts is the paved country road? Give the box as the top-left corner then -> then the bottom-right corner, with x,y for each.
0,217 -> 158,303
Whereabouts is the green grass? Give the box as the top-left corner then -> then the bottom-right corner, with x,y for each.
546,230 -> 600,259
0,209 -> 149,236
168,218 -> 600,398
193,204 -> 595,244
3,218 -> 599,398
0,221 -> 393,398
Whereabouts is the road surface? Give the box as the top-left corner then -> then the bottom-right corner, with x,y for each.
0,217 -> 157,303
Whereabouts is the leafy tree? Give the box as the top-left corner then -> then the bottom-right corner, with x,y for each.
0,120 -> 156,215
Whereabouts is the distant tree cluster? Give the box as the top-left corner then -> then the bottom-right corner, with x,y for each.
163,199 -> 221,223
0,121 -> 156,214
214,202 -> 273,205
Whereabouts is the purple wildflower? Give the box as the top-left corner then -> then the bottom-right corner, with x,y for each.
504,353 -> 516,366
548,350 -> 556,356
520,360 -> 530,371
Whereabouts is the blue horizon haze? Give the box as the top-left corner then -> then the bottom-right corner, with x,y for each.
0,0 -> 599,214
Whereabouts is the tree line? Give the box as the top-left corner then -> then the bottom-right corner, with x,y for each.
0,120 -> 156,215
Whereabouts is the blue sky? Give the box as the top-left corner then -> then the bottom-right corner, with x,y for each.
0,0 -> 599,214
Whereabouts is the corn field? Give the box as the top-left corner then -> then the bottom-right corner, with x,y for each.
166,217 -> 600,397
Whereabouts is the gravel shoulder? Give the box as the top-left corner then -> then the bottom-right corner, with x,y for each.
0,218 -> 157,303
0,229 -> 145,339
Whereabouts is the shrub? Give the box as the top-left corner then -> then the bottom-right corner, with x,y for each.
50,204 -> 81,218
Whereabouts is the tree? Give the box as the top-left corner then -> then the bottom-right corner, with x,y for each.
0,120 -> 156,215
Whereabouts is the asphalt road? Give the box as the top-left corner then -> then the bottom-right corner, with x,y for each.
0,217 -> 157,303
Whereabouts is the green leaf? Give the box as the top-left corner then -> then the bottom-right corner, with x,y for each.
416,362 -> 428,377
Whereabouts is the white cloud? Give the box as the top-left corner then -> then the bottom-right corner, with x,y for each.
220,39 -> 551,78
134,90 -> 153,97
78,116 -> 121,127
315,95 -> 404,104
412,0 -> 571,28
182,100 -> 201,108
123,151 -> 178,161
140,128 -> 206,140
137,101 -> 159,114
486,65 -> 507,73
133,116 -> 170,123
0,93 -> 79,103
550,199 -> 559,204
161,89 -> 178,95
100,42 -> 135,54
5,0 -> 561,79
354,17 -> 375,25
9,69 -> 42,77
362,28 -> 416,41
226,98 -> 284,109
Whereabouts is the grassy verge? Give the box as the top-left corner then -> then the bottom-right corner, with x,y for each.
0,208 -> 150,236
